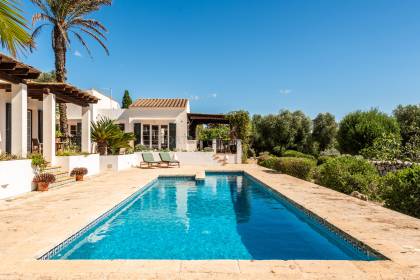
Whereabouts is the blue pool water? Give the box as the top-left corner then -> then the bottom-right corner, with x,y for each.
49,172 -> 381,260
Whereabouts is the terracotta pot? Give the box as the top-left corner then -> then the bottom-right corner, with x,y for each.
76,175 -> 84,181
37,182 -> 49,191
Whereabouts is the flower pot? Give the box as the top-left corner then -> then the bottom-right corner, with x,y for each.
37,182 -> 49,191
75,175 -> 84,181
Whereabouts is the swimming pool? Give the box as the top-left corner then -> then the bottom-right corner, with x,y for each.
44,172 -> 383,260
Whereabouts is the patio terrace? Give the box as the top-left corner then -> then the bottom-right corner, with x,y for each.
0,164 -> 419,279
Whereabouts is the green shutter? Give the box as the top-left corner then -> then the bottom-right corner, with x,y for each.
134,123 -> 142,145
169,123 -> 176,150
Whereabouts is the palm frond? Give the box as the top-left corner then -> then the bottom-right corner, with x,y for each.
0,0 -> 31,56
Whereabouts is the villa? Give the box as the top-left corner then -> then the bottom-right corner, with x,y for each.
0,53 -> 240,200
1,53 -> 420,279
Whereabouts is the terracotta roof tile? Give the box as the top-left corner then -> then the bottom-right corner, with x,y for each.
130,98 -> 188,108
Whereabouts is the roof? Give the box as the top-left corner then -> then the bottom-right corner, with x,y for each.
130,98 -> 188,108
187,113 -> 229,124
26,82 -> 99,106
0,53 -> 41,83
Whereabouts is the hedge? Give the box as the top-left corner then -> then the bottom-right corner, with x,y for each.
282,150 -> 316,160
380,165 -> 420,218
315,155 -> 380,199
258,155 -> 316,180
274,157 -> 316,180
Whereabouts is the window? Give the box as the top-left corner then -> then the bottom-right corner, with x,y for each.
161,125 -> 168,149
70,125 -> 77,136
143,124 -> 150,147
152,125 -> 159,149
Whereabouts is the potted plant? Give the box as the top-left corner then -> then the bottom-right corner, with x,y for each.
70,167 -> 88,181
30,153 -> 47,172
33,173 -> 56,191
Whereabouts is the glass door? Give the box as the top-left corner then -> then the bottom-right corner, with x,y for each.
161,125 -> 168,149
151,125 -> 159,149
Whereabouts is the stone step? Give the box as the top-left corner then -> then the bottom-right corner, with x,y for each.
44,166 -> 62,173
49,176 -> 75,189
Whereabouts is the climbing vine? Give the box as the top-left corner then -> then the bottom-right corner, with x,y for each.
226,110 -> 251,163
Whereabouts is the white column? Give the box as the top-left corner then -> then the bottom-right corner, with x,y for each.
43,93 -> 56,164
11,83 -> 27,157
212,139 -> 217,152
236,139 -> 242,164
0,89 -> 5,153
81,106 -> 91,153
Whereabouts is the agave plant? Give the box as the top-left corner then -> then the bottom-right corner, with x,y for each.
108,129 -> 135,155
91,117 -> 135,155
91,117 -> 120,155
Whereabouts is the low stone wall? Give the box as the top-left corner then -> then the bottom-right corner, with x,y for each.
371,160 -> 418,176
0,159 -> 35,200
56,154 -> 100,176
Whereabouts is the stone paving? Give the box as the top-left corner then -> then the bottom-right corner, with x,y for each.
0,164 -> 419,279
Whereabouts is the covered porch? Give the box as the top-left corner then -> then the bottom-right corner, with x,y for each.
0,53 -> 98,164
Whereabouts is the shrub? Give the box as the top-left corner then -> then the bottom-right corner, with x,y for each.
33,173 -> 56,184
134,144 -> 150,152
317,148 -> 341,165
360,133 -> 402,161
380,165 -> 420,218
274,157 -> 316,180
30,153 -> 47,171
258,156 -> 279,170
70,167 -> 88,176
282,150 -> 316,160
0,153 -> 21,161
316,155 -> 380,199
337,109 -> 400,155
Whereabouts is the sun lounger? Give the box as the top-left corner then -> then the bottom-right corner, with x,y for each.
140,152 -> 162,168
159,152 -> 180,167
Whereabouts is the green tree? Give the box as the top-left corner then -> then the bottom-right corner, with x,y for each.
122,90 -> 132,108
35,70 -> 56,82
393,104 -> 420,144
226,110 -> 251,162
31,0 -> 111,135
0,0 -> 31,56
251,110 -> 312,154
198,124 -> 229,141
312,113 -> 338,151
337,109 -> 400,155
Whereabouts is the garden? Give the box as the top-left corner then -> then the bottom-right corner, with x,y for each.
250,105 -> 420,219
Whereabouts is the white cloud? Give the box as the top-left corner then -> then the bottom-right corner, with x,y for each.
190,95 -> 199,101
280,89 -> 292,95
210,93 -> 217,98
74,50 -> 82,57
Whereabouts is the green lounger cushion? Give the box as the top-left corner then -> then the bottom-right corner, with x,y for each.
159,152 -> 179,163
142,152 -> 160,163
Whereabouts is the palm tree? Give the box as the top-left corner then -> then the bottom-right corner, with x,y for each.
0,0 -> 31,56
30,0 -> 111,135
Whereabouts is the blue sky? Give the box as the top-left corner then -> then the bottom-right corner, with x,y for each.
6,0 -> 420,119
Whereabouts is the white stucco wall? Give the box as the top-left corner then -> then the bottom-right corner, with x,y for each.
67,89 -> 120,121
99,154 -> 137,172
55,154 -> 100,176
0,159 -> 34,200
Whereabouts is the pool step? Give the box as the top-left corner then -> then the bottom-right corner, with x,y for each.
195,171 -> 205,181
